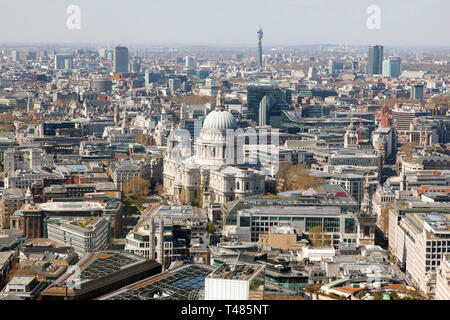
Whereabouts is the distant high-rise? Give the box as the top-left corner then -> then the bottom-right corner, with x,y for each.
54,54 -> 73,70
257,26 -> 263,71
411,84 -> 425,100
185,56 -> 196,69
328,60 -> 343,75
98,48 -> 107,59
367,45 -> 383,75
113,46 -> 129,73
11,50 -> 20,62
169,78 -> 181,93
382,57 -> 401,78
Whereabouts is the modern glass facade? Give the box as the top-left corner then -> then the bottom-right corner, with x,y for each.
367,45 -> 383,75
236,207 -> 358,247
246,86 -> 292,123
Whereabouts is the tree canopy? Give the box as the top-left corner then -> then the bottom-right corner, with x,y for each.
123,177 -> 150,199
275,162 -> 325,192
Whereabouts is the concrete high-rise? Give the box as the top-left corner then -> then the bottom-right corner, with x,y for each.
367,45 -> 383,75
411,84 -> 425,100
185,56 -> 196,69
113,46 -> 129,73
11,50 -> 20,62
54,54 -> 73,70
257,26 -> 263,71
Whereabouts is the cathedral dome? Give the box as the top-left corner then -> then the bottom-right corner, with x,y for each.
202,110 -> 237,131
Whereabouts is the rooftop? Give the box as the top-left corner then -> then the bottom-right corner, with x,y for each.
207,263 -> 264,281
98,264 -> 216,300
54,251 -> 146,286
156,205 -> 194,216
245,206 -> 342,217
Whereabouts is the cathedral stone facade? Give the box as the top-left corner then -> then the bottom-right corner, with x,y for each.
163,90 -> 265,207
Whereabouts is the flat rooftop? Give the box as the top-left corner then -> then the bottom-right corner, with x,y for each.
40,202 -> 104,211
245,206 -> 342,217
156,205 -> 194,216
207,264 -> 264,281
98,264 -> 216,300
7,276 -> 36,286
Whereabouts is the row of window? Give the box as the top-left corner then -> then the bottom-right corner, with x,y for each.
426,241 -> 449,246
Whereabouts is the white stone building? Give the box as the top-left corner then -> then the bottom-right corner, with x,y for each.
435,254 -> 450,300
389,208 -> 450,297
163,90 -> 265,206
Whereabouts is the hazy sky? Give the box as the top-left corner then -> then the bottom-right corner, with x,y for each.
0,0 -> 448,46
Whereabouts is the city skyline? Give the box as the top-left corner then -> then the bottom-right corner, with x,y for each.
0,0 -> 449,47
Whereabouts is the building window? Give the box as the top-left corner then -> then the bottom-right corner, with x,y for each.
345,218 -> 356,233
240,216 -> 250,227
305,217 -> 322,231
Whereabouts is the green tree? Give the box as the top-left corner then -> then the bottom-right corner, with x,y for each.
123,177 -> 150,199
390,291 -> 400,300
275,163 -> 324,192
207,221 -> 215,234
122,198 -> 140,216
358,290 -> 368,299
373,291 -> 383,300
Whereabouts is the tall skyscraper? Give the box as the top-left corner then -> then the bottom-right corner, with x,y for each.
382,57 -> 401,78
113,46 -> 129,73
367,45 -> 383,75
257,26 -> 263,71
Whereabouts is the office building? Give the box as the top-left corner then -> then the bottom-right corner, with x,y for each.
382,57 -> 401,78
1,188 -> 31,230
435,254 -> 450,300
367,45 -> 383,75
17,201 -> 122,239
1,276 -> 47,300
4,148 -> 43,176
246,85 -> 291,123
11,50 -> 20,62
40,251 -> 161,300
205,263 -> 266,300
185,56 -> 196,68
328,60 -> 343,75
47,217 -> 109,256
389,210 -> 450,297
233,206 -> 358,245
411,84 -> 425,100
392,106 -> 431,131
0,251 -> 16,290
54,54 -> 73,70
99,263 -> 216,300
169,78 -> 181,92
113,46 -> 129,73
125,205 -> 208,269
